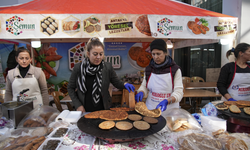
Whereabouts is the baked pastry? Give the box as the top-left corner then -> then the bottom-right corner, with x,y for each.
243,107 -> 250,115
135,15 -> 151,36
110,107 -> 134,111
116,121 -> 133,130
135,102 -> 161,117
133,121 -> 150,130
236,100 -> 250,106
212,129 -> 226,138
84,110 -> 109,119
229,105 -> 241,113
100,110 -> 128,121
225,136 -> 248,150
224,101 -> 237,106
99,121 -> 115,130
216,104 -> 229,110
31,127 -> 48,136
143,116 -> 158,124
178,133 -> 222,150
128,114 -> 142,121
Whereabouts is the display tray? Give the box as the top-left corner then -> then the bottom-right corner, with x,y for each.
216,103 -> 250,120
77,111 -> 166,142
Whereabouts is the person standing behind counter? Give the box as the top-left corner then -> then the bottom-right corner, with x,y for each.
4,47 -> 49,108
135,39 -> 183,116
68,37 -> 135,113
217,43 -> 250,101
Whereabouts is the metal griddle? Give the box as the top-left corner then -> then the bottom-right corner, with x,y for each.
77,111 -> 166,143
216,103 -> 250,133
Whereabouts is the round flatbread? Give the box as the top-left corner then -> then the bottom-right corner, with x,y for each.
99,121 -> 115,130
116,121 -> 133,131
133,121 -> 150,130
216,104 -> 229,110
143,116 -> 158,124
243,107 -> 250,115
128,114 -> 142,121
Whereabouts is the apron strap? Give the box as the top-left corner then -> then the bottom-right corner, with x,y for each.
228,62 -> 250,89
146,72 -> 152,88
170,66 -> 174,90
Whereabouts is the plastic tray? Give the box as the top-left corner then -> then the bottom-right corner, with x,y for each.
48,127 -> 69,139
37,138 -> 63,150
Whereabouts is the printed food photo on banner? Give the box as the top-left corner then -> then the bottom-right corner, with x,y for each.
128,42 -> 152,69
83,16 -> 101,34
40,16 -> 59,36
135,15 -> 151,36
187,17 -> 210,35
62,15 -> 80,36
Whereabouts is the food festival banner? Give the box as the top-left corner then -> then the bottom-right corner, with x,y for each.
0,14 -> 237,39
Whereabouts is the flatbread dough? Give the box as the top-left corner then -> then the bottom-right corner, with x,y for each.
128,114 -> 142,121
99,121 -> 115,130
116,121 -> 133,131
133,121 -> 150,130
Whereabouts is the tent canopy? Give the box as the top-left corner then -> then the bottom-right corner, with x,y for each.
0,0 -> 234,17
0,0 -> 237,48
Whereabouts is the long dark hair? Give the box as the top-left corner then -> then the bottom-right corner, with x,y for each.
15,47 -> 31,57
234,43 -> 250,58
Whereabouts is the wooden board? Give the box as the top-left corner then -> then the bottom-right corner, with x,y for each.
129,91 -> 135,110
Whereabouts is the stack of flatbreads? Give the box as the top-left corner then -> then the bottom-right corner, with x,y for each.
167,118 -> 192,132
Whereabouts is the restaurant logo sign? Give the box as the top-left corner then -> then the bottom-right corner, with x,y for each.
157,17 -> 183,36
105,55 -> 121,69
6,15 -> 35,35
214,19 -> 237,37
105,17 -> 133,35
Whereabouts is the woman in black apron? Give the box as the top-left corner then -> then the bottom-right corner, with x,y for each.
217,43 -> 250,101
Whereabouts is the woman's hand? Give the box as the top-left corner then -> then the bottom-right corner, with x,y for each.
77,106 -> 86,113
124,83 -> 135,93
135,92 -> 143,102
156,99 -> 168,112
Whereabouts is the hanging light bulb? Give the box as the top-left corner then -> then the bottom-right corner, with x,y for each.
31,39 -> 41,48
166,39 -> 173,48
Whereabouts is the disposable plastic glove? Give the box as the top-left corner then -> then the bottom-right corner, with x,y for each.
124,83 -> 135,93
156,99 -> 168,112
228,98 -> 237,101
135,92 -> 143,102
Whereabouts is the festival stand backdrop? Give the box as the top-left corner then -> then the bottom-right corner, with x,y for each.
0,41 -> 158,92
0,0 -> 239,92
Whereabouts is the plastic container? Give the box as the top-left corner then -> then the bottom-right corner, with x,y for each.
48,127 -> 69,139
201,115 -> 226,132
37,138 -> 63,150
